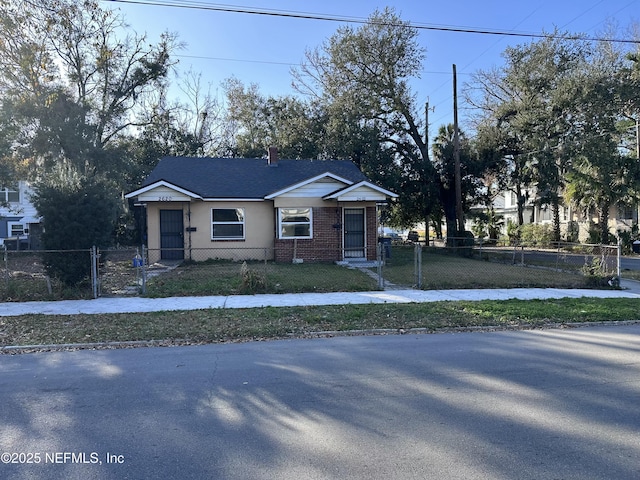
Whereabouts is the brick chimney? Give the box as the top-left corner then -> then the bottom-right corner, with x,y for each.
268,146 -> 278,167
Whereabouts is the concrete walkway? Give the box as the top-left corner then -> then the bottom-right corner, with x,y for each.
2,280 -> 640,316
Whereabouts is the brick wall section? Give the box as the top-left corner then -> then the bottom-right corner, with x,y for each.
366,206 -> 377,261
274,206 -> 342,262
275,206 -> 378,263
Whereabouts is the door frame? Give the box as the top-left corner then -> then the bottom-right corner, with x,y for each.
343,207 -> 366,259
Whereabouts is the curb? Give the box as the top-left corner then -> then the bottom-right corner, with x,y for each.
3,320 -> 640,354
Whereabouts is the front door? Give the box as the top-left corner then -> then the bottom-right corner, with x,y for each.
344,208 -> 365,258
160,209 -> 184,260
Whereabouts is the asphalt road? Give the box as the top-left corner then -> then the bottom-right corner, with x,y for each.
1,325 -> 640,480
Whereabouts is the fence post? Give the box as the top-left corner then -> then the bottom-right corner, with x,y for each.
377,242 -> 384,290
617,239 -> 621,279
3,244 -> 7,290
91,246 -> 98,299
414,243 -> 422,289
141,244 -> 147,295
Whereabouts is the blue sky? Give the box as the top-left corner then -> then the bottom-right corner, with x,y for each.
103,0 -> 639,130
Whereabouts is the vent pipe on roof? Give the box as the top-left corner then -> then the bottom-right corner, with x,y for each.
268,146 -> 278,167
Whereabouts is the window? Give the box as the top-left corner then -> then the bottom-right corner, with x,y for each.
1,185 -> 19,203
8,222 -> 25,237
618,203 -> 635,220
211,208 -> 245,240
279,208 -> 312,239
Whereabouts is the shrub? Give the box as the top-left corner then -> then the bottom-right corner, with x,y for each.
239,261 -> 267,294
519,224 -> 553,247
32,173 -> 118,285
581,257 -> 618,288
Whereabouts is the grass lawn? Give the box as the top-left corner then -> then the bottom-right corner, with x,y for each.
145,260 -> 378,297
382,246 -> 596,289
2,245 -> 624,302
1,298 -> 639,349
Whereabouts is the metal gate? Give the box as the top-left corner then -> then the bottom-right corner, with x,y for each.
160,209 -> 184,260
344,208 -> 365,258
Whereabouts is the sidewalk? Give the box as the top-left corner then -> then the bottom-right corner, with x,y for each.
2,281 -> 640,316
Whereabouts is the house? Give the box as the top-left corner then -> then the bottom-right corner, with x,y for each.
0,181 -> 41,249
125,149 -> 397,264
471,188 -> 638,243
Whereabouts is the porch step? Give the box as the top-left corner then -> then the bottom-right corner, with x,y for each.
335,259 -> 381,268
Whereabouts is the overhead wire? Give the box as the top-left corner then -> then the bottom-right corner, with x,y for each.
104,0 -> 640,44
104,0 -> 640,137
425,1 -> 549,129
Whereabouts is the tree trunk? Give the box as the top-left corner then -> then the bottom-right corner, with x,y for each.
516,184 -> 525,226
552,199 -> 561,243
444,203 -> 457,246
432,215 -> 443,239
600,202 -> 610,244
424,213 -> 430,246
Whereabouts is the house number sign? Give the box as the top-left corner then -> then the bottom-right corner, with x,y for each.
158,196 -> 173,201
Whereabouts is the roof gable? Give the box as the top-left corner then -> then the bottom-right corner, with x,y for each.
323,181 -> 398,202
125,180 -> 201,201
264,172 -> 353,199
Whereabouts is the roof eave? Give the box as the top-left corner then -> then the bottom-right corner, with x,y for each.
125,180 -> 203,200
323,181 -> 398,200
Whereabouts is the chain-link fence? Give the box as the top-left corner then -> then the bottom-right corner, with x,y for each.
377,239 -> 622,290
1,244 -> 382,301
0,246 -> 147,301
0,239 -> 625,301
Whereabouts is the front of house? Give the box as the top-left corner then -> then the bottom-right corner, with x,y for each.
470,189 -> 639,243
0,181 -> 42,249
126,151 -> 397,264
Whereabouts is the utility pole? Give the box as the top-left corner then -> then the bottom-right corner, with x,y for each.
636,116 -> 640,160
453,64 -> 464,234
424,100 -> 430,155
424,100 -> 431,246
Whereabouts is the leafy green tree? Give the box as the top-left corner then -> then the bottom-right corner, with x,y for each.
564,44 -> 640,243
222,78 -> 321,159
31,169 -> 119,285
0,0 -> 182,247
0,101 -> 23,192
472,31 -> 640,244
292,8 -> 438,227
469,33 -> 589,239
431,124 -> 486,238
0,0 -> 178,178
622,46 -> 640,159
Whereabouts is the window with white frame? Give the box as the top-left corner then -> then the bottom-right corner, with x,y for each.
278,208 -> 312,239
1,185 -> 19,203
211,208 -> 245,240
8,222 -> 26,237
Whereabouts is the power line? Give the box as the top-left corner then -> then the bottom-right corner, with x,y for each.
176,54 -> 457,76
105,0 -> 640,44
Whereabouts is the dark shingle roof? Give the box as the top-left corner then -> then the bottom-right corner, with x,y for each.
142,156 -> 369,199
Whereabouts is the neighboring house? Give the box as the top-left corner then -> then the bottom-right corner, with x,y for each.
0,181 -> 41,249
471,189 -> 638,243
125,150 -> 397,264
